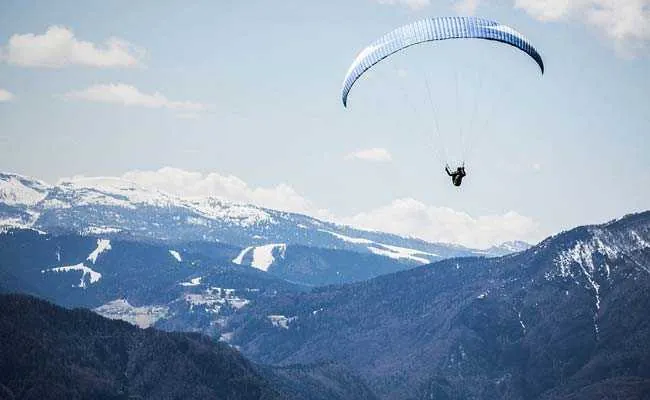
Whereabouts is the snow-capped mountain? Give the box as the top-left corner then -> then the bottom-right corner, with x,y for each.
485,240 -> 532,256
229,211 -> 650,399
0,173 -> 49,230
0,172 -> 522,265
0,173 -> 49,206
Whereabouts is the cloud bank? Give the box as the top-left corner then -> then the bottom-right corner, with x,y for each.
449,0 -> 650,53
1,25 -> 144,68
339,198 -> 538,249
515,0 -> 650,51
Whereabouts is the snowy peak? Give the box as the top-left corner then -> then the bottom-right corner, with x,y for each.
498,240 -> 531,252
53,176 -> 181,209
181,196 -> 272,227
0,173 -> 49,207
45,176 -> 274,227
486,240 -> 532,256
549,222 -> 650,280
541,212 -> 650,336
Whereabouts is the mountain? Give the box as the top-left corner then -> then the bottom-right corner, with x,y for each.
0,294 -> 377,400
225,211 -> 650,399
0,172 -> 522,268
2,174 -> 648,398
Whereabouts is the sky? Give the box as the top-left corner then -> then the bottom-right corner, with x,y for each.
0,0 -> 648,249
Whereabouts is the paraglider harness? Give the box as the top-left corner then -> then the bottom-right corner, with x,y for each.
446,164 -> 466,187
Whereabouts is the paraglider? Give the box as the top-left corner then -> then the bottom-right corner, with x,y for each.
446,164 -> 467,187
341,16 -> 544,187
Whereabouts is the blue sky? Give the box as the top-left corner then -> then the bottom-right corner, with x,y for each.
0,0 -> 648,248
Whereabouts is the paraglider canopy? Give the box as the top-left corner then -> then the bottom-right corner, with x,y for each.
341,16 -> 544,108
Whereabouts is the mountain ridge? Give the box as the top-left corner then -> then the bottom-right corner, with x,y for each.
227,210 -> 650,399
0,171 -> 528,263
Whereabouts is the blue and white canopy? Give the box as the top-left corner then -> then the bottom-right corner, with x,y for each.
342,17 -> 544,107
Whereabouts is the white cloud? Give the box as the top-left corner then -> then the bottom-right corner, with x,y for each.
0,88 -> 14,102
377,0 -> 430,10
447,0 -> 650,52
62,84 -> 208,112
2,26 -> 144,68
513,0 -> 650,52
340,198 -> 539,249
345,148 -> 393,163
119,167 -> 539,248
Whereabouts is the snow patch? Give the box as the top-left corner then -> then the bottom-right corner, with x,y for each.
169,250 -> 182,262
232,246 -> 253,265
42,263 -> 102,288
251,244 -> 286,271
87,239 -> 111,264
368,244 -> 437,264
180,277 -> 202,287
320,229 -> 436,264
233,244 -> 287,271
319,229 -> 373,244
83,226 -> 121,235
